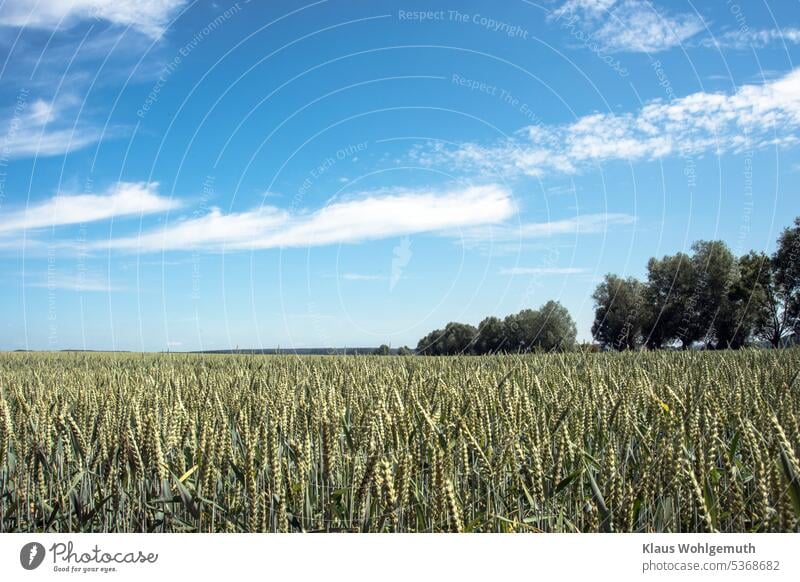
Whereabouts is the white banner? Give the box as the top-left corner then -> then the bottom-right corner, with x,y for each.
1,534 -> 798,581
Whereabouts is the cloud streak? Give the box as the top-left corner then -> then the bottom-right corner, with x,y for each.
412,68 -> 800,177
0,0 -> 187,39
0,182 -> 178,237
341,273 -> 388,281
552,0 -> 703,53
26,271 -> 120,292
98,185 -> 516,253
500,267 -> 588,275
456,213 -> 636,249
700,28 -> 800,50
3,184 -> 634,256
1,94 -> 111,159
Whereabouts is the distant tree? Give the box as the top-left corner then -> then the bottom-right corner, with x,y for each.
771,217 -> 800,343
716,251 -> 771,348
416,301 -> 578,356
536,300 -> 578,351
475,316 -> 506,354
744,218 -> 800,347
591,274 -> 645,350
413,216 -> 800,354
505,309 -> 539,352
689,241 -> 737,348
502,312 -> 524,352
372,344 -> 391,356
756,265 -> 794,348
416,329 -> 444,355
440,322 -> 478,354
504,302 -> 576,352
397,345 -> 414,356
415,323 -> 477,355
642,252 -> 696,349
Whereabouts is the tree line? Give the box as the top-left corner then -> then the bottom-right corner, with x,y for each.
403,216 -> 798,355
592,216 -> 800,350
415,300 -> 577,355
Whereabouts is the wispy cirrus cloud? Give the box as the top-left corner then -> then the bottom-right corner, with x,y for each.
1,93 -> 113,159
551,0 -> 704,53
500,267 -> 588,275
7,184 -> 636,256
455,213 -> 636,249
341,273 -> 388,281
0,0 -> 187,39
412,68 -> 800,178
700,28 -> 800,50
26,271 -> 121,292
0,182 -> 178,237
97,185 -> 516,253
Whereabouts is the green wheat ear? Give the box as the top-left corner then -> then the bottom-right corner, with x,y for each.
0,349 -> 797,532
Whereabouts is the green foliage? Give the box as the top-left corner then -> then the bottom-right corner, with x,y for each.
475,316 -> 505,354
591,275 -> 645,350
416,322 -> 478,355
591,216 -> 800,350
642,251 -> 696,349
768,217 -> 800,345
689,240 -> 736,347
416,301 -> 577,355
719,251 -> 771,348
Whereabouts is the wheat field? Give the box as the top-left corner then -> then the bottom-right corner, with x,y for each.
0,349 -> 798,533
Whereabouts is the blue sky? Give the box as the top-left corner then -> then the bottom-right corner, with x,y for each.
0,0 -> 798,351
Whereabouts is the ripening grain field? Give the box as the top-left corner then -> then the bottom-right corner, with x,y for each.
0,350 -> 799,533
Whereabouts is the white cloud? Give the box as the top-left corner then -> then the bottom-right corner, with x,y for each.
500,267 -> 587,275
5,184 -> 636,259
0,182 -> 178,237
99,185 -> 516,253
0,0 -> 187,38
102,206 -> 289,252
341,273 -> 387,281
557,0 -> 618,13
700,28 -> 800,50
413,68 -> 800,177
553,0 -> 704,53
26,271 -> 120,292
1,94 -> 109,159
456,213 -> 636,248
